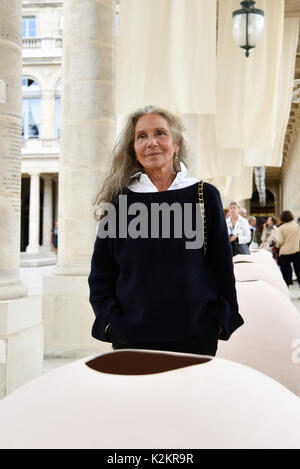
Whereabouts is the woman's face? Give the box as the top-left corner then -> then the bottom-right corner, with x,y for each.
229,204 -> 239,218
133,113 -> 179,174
267,217 -> 273,225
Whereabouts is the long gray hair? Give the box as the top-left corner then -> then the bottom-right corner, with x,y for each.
93,105 -> 189,220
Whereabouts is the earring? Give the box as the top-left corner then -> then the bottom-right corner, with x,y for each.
173,153 -> 180,172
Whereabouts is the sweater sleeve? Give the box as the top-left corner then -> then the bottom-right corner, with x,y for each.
88,234 -> 120,343
204,183 -> 244,340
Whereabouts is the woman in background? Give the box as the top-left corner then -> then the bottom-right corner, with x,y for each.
260,216 -> 278,251
277,211 -> 300,288
226,202 -> 251,256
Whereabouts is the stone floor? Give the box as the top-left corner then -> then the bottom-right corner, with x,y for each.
289,281 -> 300,306
19,263 -> 55,296
19,262 -> 300,374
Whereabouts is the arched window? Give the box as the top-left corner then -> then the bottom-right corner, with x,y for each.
22,76 -> 41,139
55,79 -> 61,138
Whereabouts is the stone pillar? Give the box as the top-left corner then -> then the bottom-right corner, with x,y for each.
43,0 -> 116,357
0,0 -> 43,398
42,175 -> 53,250
0,1 -> 26,301
282,131 -> 300,216
26,171 -> 40,254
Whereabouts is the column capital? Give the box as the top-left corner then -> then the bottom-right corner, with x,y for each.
28,170 -> 41,177
42,174 -> 53,182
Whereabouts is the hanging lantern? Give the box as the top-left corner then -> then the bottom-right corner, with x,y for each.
232,1 -> 265,58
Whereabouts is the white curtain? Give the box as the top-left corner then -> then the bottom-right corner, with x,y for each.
116,0 -> 216,115
243,17 -> 299,167
216,0 -> 284,149
29,98 -> 40,129
183,0 -> 285,188
207,166 -> 254,203
22,98 -> 40,138
182,114 -> 243,178
115,0 -> 287,203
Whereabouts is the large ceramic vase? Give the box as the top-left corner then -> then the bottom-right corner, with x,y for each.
0,350 -> 299,449
234,250 -> 280,270
233,262 -> 289,297
218,280 -> 300,396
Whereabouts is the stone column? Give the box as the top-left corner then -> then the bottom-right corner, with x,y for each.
26,171 -> 40,254
282,131 -> 300,216
0,0 -> 43,398
0,1 -> 26,300
43,0 -> 116,357
42,175 -> 53,251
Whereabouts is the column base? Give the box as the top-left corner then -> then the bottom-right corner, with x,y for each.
26,244 -> 41,255
0,295 -> 43,399
52,265 -> 89,276
0,279 -> 28,301
40,245 -> 53,252
20,251 -> 57,267
42,274 -> 111,358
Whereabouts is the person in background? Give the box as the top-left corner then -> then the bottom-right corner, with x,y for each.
51,220 -> 58,255
226,202 -> 251,256
224,208 -> 229,219
260,216 -> 278,252
248,216 -> 257,247
240,208 -> 247,219
277,211 -> 300,288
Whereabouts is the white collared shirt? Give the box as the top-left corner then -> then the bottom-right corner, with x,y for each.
226,215 -> 251,244
128,162 -> 199,192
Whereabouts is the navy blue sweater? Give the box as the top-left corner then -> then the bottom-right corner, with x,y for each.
88,182 -> 243,343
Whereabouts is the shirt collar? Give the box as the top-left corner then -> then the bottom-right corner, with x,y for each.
130,161 -> 187,180
227,215 -> 243,226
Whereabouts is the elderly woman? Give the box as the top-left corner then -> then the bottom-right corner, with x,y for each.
88,106 -> 244,356
277,210 -> 300,288
226,202 -> 251,256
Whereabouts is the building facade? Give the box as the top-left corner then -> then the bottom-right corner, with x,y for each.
21,0 -> 62,255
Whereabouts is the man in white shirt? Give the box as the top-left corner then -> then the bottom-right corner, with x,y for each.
226,201 -> 251,256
